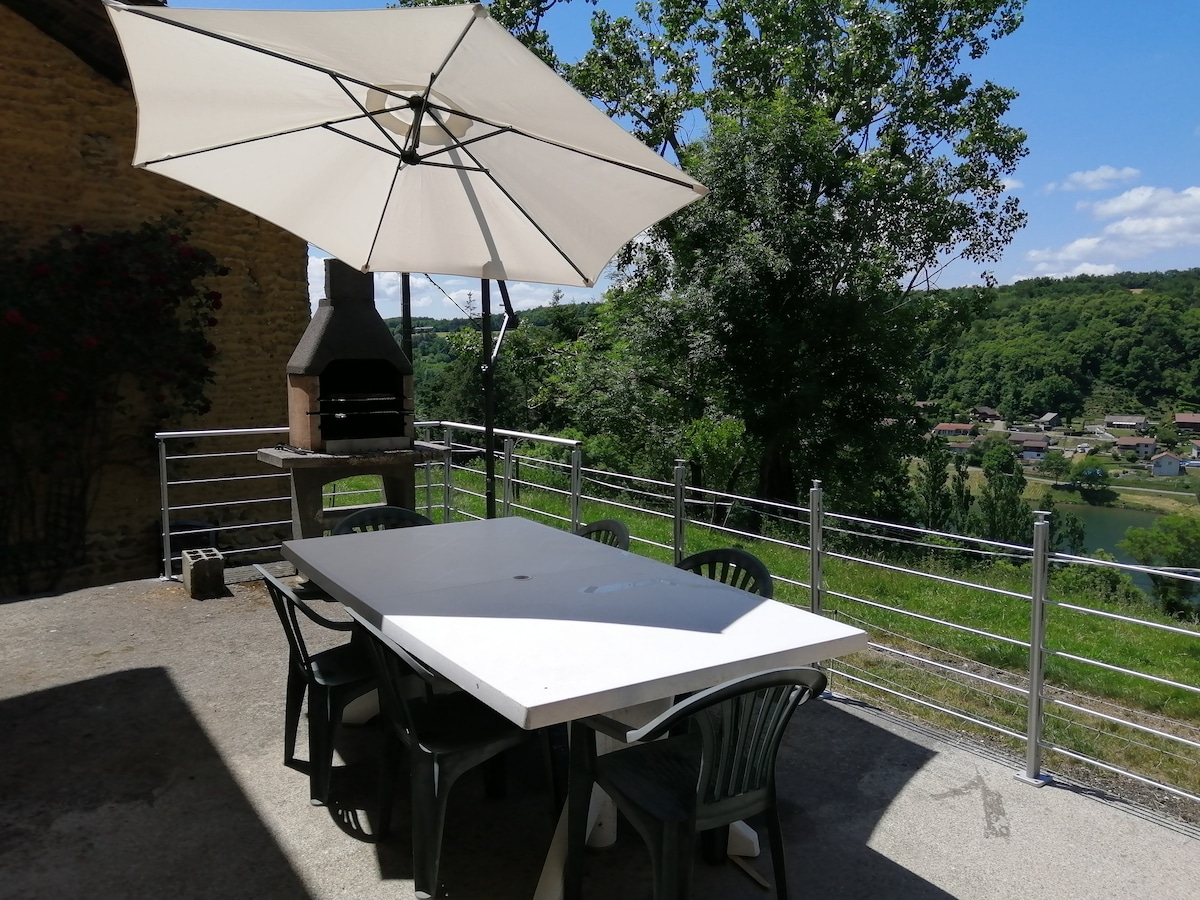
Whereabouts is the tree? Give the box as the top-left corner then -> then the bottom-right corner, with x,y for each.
1071,457 -> 1110,492
405,0 -> 1028,515
973,443 -> 1031,544
576,0 -> 1026,512
914,437 -> 954,531
1037,489 -> 1085,554
1120,513 -> 1200,617
1037,450 -> 1070,484
948,454 -> 975,534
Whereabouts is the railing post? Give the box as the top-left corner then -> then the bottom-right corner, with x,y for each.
158,433 -> 173,580
502,438 -> 515,517
422,448 -> 433,519
442,425 -> 454,522
1018,510 -> 1053,786
673,459 -> 687,564
569,445 -> 582,531
808,480 -> 823,615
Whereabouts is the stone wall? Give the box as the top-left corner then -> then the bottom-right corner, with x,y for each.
1,7 -> 311,592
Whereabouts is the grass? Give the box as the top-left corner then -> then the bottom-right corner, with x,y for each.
322,463 -> 1200,804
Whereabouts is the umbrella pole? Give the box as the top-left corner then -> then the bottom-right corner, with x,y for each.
400,273 -> 413,364
481,278 -> 496,519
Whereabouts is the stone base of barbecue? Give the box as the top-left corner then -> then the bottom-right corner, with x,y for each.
258,443 -> 443,539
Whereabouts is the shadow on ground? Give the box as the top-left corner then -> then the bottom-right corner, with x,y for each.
0,667 -> 312,900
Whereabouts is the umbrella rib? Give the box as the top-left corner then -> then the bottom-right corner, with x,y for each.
111,3 -> 465,116
418,116 -> 702,193
333,76 -> 406,156
138,117 -> 397,168
364,163 -> 406,272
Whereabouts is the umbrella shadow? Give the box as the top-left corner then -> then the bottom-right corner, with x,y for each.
0,667 -> 314,900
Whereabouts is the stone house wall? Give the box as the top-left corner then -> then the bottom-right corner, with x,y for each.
1,5 -> 311,592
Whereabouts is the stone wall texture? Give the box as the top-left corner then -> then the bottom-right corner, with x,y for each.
1,7 -> 311,592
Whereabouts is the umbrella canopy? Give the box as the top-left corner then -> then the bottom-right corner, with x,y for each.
103,1 -> 707,287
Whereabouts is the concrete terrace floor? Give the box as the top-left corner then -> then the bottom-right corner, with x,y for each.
2,574 -> 1199,900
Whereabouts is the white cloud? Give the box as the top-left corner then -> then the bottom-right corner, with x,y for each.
1002,177 -> 1024,191
1018,261 -> 1120,280
1051,165 -> 1141,192
1024,184 -> 1200,272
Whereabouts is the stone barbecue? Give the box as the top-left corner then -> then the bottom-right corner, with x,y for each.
286,260 -> 413,453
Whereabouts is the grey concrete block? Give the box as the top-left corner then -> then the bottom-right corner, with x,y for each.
182,547 -> 224,599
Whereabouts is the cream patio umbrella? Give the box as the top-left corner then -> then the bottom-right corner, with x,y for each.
104,1 -> 707,516
103,1 -> 706,287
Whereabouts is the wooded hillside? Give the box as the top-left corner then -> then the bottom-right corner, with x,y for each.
917,269 -> 1200,422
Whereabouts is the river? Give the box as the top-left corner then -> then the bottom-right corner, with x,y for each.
1060,503 -> 1162,591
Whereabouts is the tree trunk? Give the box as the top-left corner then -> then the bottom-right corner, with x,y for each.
756,437 -> 798,507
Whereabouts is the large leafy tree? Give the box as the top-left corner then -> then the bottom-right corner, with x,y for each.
407,0 -> 1029,513
574,0 -> 1026,510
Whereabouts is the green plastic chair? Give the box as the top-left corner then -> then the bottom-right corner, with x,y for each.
256,565 -> 376,805
364,632 -> 534,900
564,667 -> 828,900
675,548 -> 773,599
332,505 -> 434,534
574,518 -> 631,550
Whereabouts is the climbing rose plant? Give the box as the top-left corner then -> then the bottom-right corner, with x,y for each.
0,221 -> 226,593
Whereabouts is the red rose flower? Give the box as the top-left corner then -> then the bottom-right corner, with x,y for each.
177,245 -> 195,259
30,263 -> 52,278
4,309 -> 23,327
205,290 -> 222,302
217,266 -> 230,276
52,390 -> 68,403
210,298 -> 223,310
207,317 -> 219,327
201,343 -> 217,358
80,335 -> 99,349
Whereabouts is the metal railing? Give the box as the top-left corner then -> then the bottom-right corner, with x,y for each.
156,423 -> 1200,807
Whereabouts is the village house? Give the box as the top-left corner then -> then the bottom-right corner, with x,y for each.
1020,440 -> 1049,462
1034,412 -> 1060,430
1114,436 -> 1158,460
1151,452 -> 1183,477
932,422 -> 976,438
971,405 -> 1003,422
1006,431 -> 1050,448
1190,439 -> 1200,460
1105,413 -> 1149,431
1175,412 -> 1200,434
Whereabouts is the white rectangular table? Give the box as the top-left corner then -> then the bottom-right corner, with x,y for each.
282,516 -> 868,730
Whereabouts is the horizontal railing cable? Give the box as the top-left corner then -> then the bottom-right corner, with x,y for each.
1045,696 -> 1200,753
827,589 -> 1029,646
1046,651 -> 1200,697
1039,744 -> 1200,806
873,643 -> 1031,696
1045,599 -> 1200,639
832,666 -> 1027,742
824,553 -> 1033,601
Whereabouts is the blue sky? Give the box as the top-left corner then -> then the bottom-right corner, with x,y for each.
166,1 -> 1200,317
